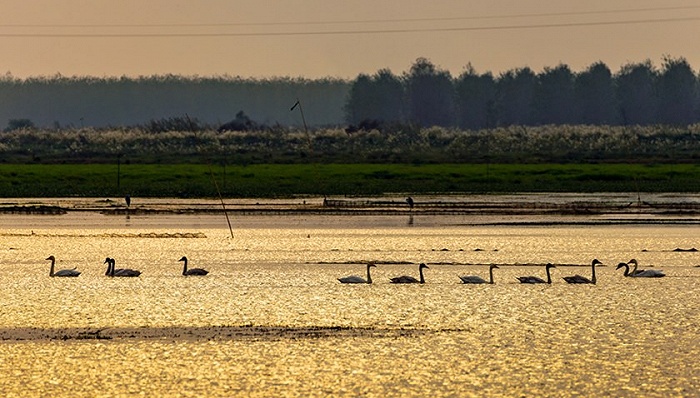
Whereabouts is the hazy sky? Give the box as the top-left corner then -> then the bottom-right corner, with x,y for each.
1,1 -> 699,79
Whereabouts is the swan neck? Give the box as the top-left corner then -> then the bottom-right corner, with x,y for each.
182,259 -> 188,275
366,265 -> 372,284
110,260 -> 115,276
546,266 -> 552,284
488,267 -> 494,284
419,267 -> 425,284
49,258 -> 55,277
591,261 -> 597,284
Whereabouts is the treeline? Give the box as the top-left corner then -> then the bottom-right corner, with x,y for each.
346,56 -> 700,129
1,56 -> 698,131
0,74 -> 348,129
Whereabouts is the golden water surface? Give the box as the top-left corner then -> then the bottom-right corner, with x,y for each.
0,210 -> 698,397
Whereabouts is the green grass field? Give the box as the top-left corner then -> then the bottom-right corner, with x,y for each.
1,163 -> 700,198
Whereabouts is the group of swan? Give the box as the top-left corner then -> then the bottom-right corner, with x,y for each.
615,259 -> 665,278
46,255 -> 208,277
337,263 -> 430,284
339,258 -> 665,284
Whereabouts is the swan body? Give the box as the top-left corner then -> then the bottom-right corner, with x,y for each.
338,263 -> 376,284
627,259 -> 665,278
106,258 -> 141,277
563,259 -> 602,284
459,264 -> 499,284
46,255 -> 80,277
390,263 -> 429,284
179,256 -> 208,276
517,263 -> 556,284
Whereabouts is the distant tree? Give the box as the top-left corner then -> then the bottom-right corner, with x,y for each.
345,74 -> 374,125
575,62 -> 619,125
656,56 -> 698,125
344,69 -> 405,126
4,118 -> 35,131
496,67 -> 536,126
616,61 -> 658,125
404,58 -> 455,127
454,64 -> 496,130
218,110 -> 260,132
534,64 -> 576,125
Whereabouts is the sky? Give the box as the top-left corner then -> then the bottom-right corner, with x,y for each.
1,0 -> 699,80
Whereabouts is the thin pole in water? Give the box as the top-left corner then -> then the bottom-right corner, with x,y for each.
290,98 -> 312,153
209,164 -> 234,239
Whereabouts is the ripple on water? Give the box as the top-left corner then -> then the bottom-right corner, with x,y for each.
0,218 -> 698,397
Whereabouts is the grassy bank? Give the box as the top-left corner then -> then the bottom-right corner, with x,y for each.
2,163 -> 700,198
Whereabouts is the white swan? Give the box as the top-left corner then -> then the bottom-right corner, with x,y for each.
459,264 -> 499,284
179,256 -> 209,276
338,263 -> 376,284
627,259 -> 665,278
563,259 -> 602,284
390,263 -> 429,284
46,255 -> 80,277
107,258 -> 141,277
517,263 -> 556,284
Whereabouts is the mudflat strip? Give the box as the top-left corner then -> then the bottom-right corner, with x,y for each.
0,325 -> 422,342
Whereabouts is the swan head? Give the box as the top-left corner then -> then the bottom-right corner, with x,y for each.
103,257 -> 112,264
178,256 -> 188,262
45,255 -> 55,261
592,259 -> 603,266
616,262 -> 629,270
489,264 -> 500,270
367,263 -> 377,268
545,263 -> 556,269
627,259 -> 638,266
419,263 -> 429,269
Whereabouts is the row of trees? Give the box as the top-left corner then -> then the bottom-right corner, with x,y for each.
345,57 -> 700,129
1,56 -> 698,131
0,74 -> 348,129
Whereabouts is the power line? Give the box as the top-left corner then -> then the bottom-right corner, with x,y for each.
0,5 -> 699,28
0,16 -> 698,37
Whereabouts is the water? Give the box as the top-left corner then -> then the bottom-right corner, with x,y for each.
0,208 -> 698,397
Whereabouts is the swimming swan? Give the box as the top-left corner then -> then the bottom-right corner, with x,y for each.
390,263 -> 429,284
563,259 -> 602,284
106,258 -> 141,277
517,263 -> 556,284
46,255 -> 80,277
616,262 -> 665,278
338,263 -> 376,284
179,256 -> 209,276
459,264 -> 499,284
627,259 -> 665,278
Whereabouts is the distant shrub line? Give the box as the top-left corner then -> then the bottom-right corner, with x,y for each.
1,124 -> 699,164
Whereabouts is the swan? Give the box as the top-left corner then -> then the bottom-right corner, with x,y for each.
563,259 -> 602,284
616,262 -> 633,276
107,258 -> 141,277
459,264 -> 499,284
179,256 -> 209,276
390,263 -> 429,284
338,263 -> 376,284
627,259 -> 665,278
517,263 -> 556,284
46,255 -> 80,277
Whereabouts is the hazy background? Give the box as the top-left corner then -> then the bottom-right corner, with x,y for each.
1,0 -> 699,78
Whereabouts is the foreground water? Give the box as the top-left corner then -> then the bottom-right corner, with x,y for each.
0,208 -> 698,397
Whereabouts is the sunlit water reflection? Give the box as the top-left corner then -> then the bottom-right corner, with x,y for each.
0,212 -> 698,397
